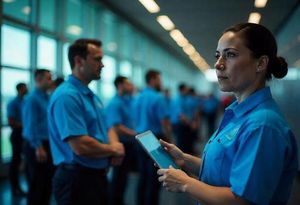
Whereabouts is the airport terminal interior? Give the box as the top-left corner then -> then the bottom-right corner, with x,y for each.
0,0 -> 300,204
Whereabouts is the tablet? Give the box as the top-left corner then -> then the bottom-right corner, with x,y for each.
135,130 -> 179,169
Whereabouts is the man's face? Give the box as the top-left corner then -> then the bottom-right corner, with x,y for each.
80,44 -> 104,82
37,72 -> 52,91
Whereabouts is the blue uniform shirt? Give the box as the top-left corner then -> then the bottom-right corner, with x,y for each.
170,94 -> 189,124
198,87 -> 298,205
134,87 -> 169,135
22,89 -> 49,148
48,75 -> 109,169
105,94 -> 135,131
7,96 -> 24,124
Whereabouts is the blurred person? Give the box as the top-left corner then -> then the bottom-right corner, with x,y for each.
202,92 -> 220,137
134,69 -> 172,205
106,76 -> 137,205
157,23 -> 298,205
48,39 -> 125,205
171,83 -> 197,154
22,69 -> 54,205
7,82 -> 28,196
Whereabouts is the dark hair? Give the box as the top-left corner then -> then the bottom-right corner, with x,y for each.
68,38 -> 102,69
114,75 -> 128,88
34,69 -> 50,79
178,83 -> 187,91
224,23 -> 288,80
54,77 -> 65,87
16,82 -> 26,91
145,69 -> 160,84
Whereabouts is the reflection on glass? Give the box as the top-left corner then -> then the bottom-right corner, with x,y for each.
1,126 -> 12,160
100,82 -> 115,102
63,43 -> 71,77
1,68 -> 30,125
1,24 -> 30,68
40,0 -> 55,31
37,35 -> 57,71
3,0 -> 31,23
65,0 -> 82,38
120,61 -> 132,77
102,56 -> 116,82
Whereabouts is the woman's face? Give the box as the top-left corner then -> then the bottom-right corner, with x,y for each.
215,31 -> 260,99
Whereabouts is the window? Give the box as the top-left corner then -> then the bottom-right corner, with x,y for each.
1,24 -> 30,69
63,43 -> 71,77
1,68 -> 30,160
133,65 -> 144,88
39,0 -> 56,31
1,68 -> 30,125
100,55 -> 117,101
3,0 -> 31,23
65,0 -> 83,39
37,35 -> 57,71
1,127 -> 12,160
120,60 -> 132,78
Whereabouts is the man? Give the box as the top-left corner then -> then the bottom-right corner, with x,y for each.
48,39 -> 125,205
22,69 -> 54,205
106,76 -> 137,205
7,82 -> 28,196
171,84 -> 200,154
134,69 -> 171,205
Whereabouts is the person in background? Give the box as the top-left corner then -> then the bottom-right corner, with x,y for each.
7,82 -> 28,197
106,76 -> 137,205
157,23 -> 298,205
134,69 -> 172,205
22,69 -> 54,205
48,39 -> 124,205
202,92 -> 220,137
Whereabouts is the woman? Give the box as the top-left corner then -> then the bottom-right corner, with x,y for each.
157,23 -> 298,205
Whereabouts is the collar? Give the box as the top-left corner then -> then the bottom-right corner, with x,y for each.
226,87 -> 272,118
68,75 -> 94,96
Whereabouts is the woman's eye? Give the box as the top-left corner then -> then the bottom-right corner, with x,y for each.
225,52 -> 237,58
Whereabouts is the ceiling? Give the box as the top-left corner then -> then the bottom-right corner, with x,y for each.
101,0 -> 300,71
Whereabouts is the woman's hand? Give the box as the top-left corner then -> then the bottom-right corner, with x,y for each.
160,139 -> 185,168
157,166 -> 191,193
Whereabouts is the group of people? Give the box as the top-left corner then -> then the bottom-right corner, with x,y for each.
5,22 -> 298,205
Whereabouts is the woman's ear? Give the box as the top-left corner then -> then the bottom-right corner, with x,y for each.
256,55 -> 269,73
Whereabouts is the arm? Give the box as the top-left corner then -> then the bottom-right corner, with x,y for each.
161,118 -> 172,142
67,134 -> 124,158
113,124 -> 136,138
158,168 -> 251,205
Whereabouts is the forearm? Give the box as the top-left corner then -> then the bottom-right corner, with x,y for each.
69,135 -> 116,158
108,128 -> 120,144
185,178 -> 250,205
114,125 -> 136,137
182,153 -> 201,176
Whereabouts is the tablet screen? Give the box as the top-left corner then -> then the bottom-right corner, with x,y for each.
135,130 -> 179,169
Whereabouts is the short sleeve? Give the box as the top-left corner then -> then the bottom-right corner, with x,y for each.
52,94 -> 88,141
230,125 -> 286,204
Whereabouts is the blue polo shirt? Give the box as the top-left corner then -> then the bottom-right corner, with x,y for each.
7,95 -> 24,124
134,87 -> 169,135
170,94 -> 189,124
48,75 -> 109,169
22,89 -> 49,148
198,87 -> 298,205
105,94 -> 135,131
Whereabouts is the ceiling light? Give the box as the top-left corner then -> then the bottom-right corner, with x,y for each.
66,25 -> 82,36
138,0 -> 160,13
156,15 -> 175,31
3,0 -> 15,3
255,0 -> 268,8
22,6 -> 31,15
248,12 -> 261,24
169,29 -> 184,41
183,44 -> 196,56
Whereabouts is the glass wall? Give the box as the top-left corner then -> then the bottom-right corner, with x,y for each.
0,0 -> 201,160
